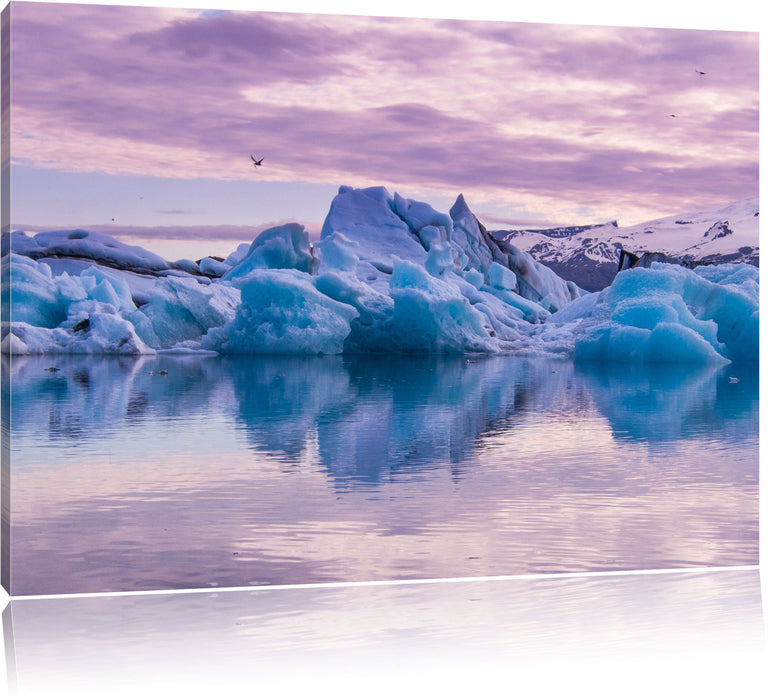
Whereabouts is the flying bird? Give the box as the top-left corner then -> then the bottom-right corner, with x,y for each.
251,155 -> 264,167
695,69 -> 707,75
668,114 -> 678,118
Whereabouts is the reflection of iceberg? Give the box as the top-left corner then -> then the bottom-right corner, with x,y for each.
228,354 -> 552,484
2,353 -> 237,451
2,188 -> 759,364
317,356 -> 543,484
5,353 -> 759,488
227,355 -> 355,459
4,353 -> 759,593
2,570 -> 765,698
576,362 -> 759,446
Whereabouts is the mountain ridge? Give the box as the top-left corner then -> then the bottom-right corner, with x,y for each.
490,196 -> 759,291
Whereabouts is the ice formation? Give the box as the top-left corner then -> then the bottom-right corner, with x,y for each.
568,263 -> 759,365
1,188 -> 759,365
202,269 -> 358,355
4,229 -> 170,272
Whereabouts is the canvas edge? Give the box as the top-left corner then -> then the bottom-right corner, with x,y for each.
1,0 -> 11,596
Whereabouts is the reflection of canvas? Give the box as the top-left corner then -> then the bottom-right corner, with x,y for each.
3,570 -> 766,696
1,1 -> 759,597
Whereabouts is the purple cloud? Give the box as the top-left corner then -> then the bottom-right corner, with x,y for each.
8,3 -> 758,224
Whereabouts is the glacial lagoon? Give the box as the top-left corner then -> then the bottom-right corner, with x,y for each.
3,353 -> 758,595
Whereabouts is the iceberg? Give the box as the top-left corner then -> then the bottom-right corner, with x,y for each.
571,263 -> 758,365
202,269 -> 358,355
222,223 -> 313,280
5,229 -> 170,273
1,188 -> 759,365
387,259 -> 499,354
129,276 -> 241,350
3,315 -> 153,355
2,254 -> 66,328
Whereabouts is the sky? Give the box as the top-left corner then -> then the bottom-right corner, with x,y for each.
4,0 -> 761,259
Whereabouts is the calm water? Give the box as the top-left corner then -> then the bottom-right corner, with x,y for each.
3,353 -> 759,595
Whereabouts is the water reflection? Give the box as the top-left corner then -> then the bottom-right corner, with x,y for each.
2,569 -> 766,699
577,361 -> 759,444
3,353 -> 759,594
3,353 -> 758,485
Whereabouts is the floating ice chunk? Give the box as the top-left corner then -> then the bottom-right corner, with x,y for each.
203,269 -> 359,355
2,254 -> 66,328
222,223 -> 313,280
5,316 -> 154,355
1,255 -> 156,353
610,296 -> 719,349
0,330 -> 28,355
576,321 -> 728,365
572,265 -> 758,365
69,313 -> 156,354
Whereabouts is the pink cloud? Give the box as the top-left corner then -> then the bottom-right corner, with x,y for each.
8,3 -> 758,222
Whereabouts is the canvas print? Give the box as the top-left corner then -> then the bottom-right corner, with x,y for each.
0,2 -> 759,596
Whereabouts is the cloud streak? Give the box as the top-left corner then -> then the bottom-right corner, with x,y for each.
8,3 -> 758,225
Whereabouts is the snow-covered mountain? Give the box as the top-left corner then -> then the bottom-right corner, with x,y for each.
490,197 -> 759,291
